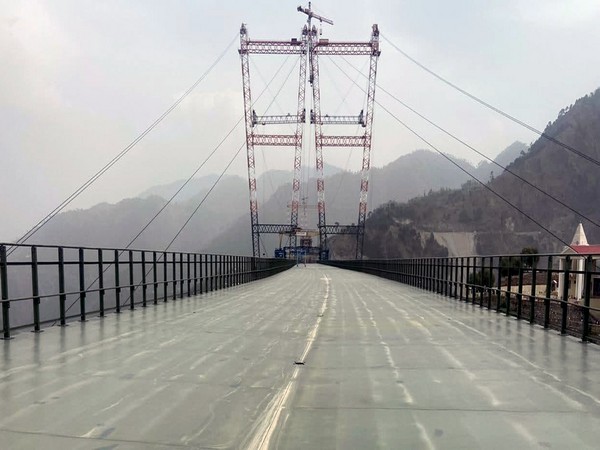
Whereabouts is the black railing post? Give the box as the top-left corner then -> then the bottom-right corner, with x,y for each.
199,254 -> 204,294
79,248 -> 86,321
232,255 -> 236,286
215,254 -> 219,289
129,250 -> 135,310
479,257 -> 484,307
225,255 -> 229,288
453,258 -> 458,298
530,262 -> 537,324
194,254 -> 198,296
226,255 -> 230,288
561,256 -> 571,334
172,253 -> 177,300
219,255 -> 223,288
506,260 -> 513,316
459,257 -> 464,300
179,252 -> 184,299
517,256 -> 524,320
436,258 -> 441,294
215,255 -> 219,289
59,247 -> 67,325
187,253 -> 191,297
431,259 -> 435,292
465,257 -> 470,303
163,252 -> 168,302
114,250 -> 121,313
487,256 -> 493,309
31,246 -> 42,332
141,251 -> 147,307
98,249 -> 104,317
582,256 -> 592,342
153,251 -> 158,304
444,257 -> 450,297
544,255 -> 553,329
1,245 -> 11,339
496,256 -> 502,312
209,255 -> 214,291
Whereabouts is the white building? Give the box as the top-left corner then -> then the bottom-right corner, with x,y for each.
557,223 -> 600,306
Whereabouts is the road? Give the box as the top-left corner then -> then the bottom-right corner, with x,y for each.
1,265 -> 600,449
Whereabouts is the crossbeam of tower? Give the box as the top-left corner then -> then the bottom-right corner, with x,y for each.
239,3 -> 380,259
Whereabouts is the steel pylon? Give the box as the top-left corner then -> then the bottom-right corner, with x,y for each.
239,5 -> 380,260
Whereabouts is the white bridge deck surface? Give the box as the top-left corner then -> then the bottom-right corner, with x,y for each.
1,265 -> 600,449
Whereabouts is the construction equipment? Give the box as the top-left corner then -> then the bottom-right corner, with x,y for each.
239,3 -> 380,260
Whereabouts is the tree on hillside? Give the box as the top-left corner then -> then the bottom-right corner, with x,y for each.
521,247 -> 539,269
468,269 -> 495,288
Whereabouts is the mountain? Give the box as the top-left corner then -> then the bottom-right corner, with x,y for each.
30,176 -> 249,252
339,88 -> 600,258
138,174 -> 221,202
472,141 -> 528,180
207,142 -> 525,256
21,133 -> 526,258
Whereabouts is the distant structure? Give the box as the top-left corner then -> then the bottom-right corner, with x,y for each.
557,223 -> 600,306
239,3 -> 381,260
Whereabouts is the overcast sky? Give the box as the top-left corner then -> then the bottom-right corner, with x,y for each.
2,0 -> 600,241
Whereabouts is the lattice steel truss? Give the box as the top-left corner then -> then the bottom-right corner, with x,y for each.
239,5 -> 380,259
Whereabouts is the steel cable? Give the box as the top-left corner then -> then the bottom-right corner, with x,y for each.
380,33 -> 600,168
9,34 -> 238,255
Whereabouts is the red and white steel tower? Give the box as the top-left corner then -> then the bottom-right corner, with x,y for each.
239,3 -> 380,259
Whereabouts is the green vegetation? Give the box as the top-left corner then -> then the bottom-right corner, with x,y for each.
349,88 -> 600,257
468,269 -> 495,288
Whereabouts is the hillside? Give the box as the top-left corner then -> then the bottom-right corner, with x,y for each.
21,137 -> 525,258
30,176 -> 249,252
207,143 -> 525,255
341,88 -> 600,258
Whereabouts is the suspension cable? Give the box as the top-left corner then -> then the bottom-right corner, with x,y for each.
327,57 -> 573,249
115,55 -> 300,307
321,58 -> 368,206
163,143 -> 246,252
58,52 -> 298,318
10,34 -> 238,255
164,54 -> 300,251
380,33 -> 600,168
336,56 -> 600,231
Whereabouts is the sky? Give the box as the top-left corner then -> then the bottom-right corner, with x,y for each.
1,0 -> 600,241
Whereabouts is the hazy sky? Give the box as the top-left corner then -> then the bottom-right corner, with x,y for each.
2,0 -> 600,241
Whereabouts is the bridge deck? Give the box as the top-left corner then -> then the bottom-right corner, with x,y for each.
1,265 -> 600,449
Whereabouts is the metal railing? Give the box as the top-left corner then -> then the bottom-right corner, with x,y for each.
0,243 -> 294,339
322,253 -> 600,343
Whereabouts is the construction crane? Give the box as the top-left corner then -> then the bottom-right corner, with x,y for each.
239,3 -> 380,260
297,3 -> 334,26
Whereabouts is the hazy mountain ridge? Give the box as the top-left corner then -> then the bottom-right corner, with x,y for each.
340,88 -> 600,258
137,162 -> 344,204
207,143 -> 526,255
20,137 -> 526,257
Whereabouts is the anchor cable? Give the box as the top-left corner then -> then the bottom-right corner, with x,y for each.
380,33 -> 600,169
9,34 -> 238,254
337,56 -> 600,232
328,57 -> 573,248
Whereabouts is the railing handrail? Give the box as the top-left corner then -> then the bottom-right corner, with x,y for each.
0,241 -> 285,259
322,252 -> 600,344
0,243 -> 294,339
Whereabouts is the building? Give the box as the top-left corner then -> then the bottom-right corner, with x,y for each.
557,223 -> 600,308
